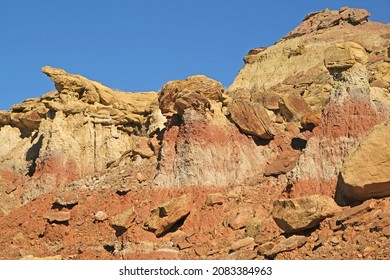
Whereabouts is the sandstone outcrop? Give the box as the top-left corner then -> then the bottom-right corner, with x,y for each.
337,121 -> 390,203
153,76 -> 268,188
0,67 -> 160,213
228,7 -> 389,115
288,39 -> 390,198
272,195 -> 340,233
158,75 -> 223,116
1,7 -> 390,261
144,194 -> 192,237
286,7 -> 370,39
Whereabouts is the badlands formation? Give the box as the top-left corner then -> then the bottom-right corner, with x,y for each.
1,7 -> 390,260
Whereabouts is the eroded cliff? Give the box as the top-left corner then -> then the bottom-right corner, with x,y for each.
0,7 -> 390,260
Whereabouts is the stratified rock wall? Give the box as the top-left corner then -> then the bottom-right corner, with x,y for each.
153,76 -> 267,188
337,120 -> 390,203
1,6 -> 390,261
227,7 -> 390,199
289,42 -> 390,198
0,67 -> 160,212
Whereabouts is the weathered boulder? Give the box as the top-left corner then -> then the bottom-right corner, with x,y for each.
228,99 -> 275,139
243,48 -> 267,64
94,211 -> 108,222
173,92 -> 211,116
272,195 -> 340,233
159,75 -> 223,116
132,137 -> 155,159
369,62 -> 390,90
264,151 -> 300,176
337,120 -> 390,203
20,111 -> 42,130
279,93 -> 312,121
0,110 -> 11,126
262,92 -> 280,110
54,192 -> 78,207
224,207 -> 253,230
324,42 -> 368,70
110,207 -> 137,234
144,194 -> 192,237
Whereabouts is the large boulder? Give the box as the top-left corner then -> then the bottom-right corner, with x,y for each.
337,120 -> 390,203
228,99 -> 275,139
324,42 -> 368,70
144,194 -> 192,237
158,75 -> 223,116
278,93 -> 312,121
272,195 -> 341,233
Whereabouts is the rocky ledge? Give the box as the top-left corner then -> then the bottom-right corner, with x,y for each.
0,7 -> 390,260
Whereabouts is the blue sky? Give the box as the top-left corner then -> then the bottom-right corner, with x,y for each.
1,0 -> 389,110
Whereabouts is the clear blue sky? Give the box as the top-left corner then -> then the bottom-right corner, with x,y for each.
1,0 -> 389,110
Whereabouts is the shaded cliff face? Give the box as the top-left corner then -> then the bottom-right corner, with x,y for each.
0,7 -> 390,261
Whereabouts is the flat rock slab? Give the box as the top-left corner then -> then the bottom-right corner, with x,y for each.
265,235 -> 307,258
43,212 -> 71,223
144,194 -> 192,237
230,237 -> 255,252
279,93 -> 312,121
54,192 -> 79,207
228,99 -> 275,139
110,207 -> 137,232
265,151 -> 300,176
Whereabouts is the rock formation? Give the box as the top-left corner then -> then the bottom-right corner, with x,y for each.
337,120 -> 390,203
272,195 -> 341,233
0,66 -> 160,214
153,75 -> 268,188
289,41 -> 389,198
0,7 -> 390,261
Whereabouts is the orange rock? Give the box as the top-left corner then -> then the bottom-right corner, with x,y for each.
158,75 -> 223,116
228,99 -> 275,139
272,195 -> 341,233
301,111 -> 322,131
279,93 -> 312,121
